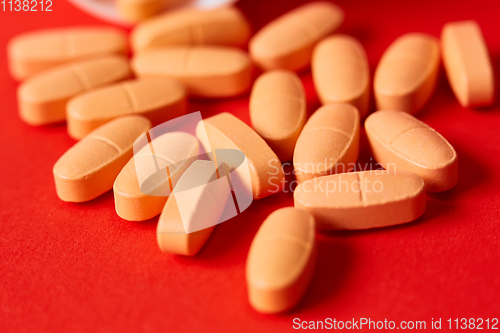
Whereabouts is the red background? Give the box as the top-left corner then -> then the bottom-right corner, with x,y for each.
1,0 -> 500,331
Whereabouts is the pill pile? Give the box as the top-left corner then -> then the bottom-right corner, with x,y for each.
7,1 -> 495,315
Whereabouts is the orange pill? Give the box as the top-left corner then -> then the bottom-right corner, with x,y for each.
67,78 -> 187,140
246,207 -> 316,314
157,161 -> 231,256
117,0 -> 176,23
53,116 -> 152,203
131,7 -> 251,52
441,20 -> 495,108
312,35 -> 370,118
114,132 -> 199,222
8,27 -> 127,81
132,46 -> 252,98
249,2 -> 343,72
18,56 -> 131,126
249,70 -> 306,162
294,171 -> 426,230
365,110 -> 458,193
293,104 -> 360,183
196,112 -> 285,199
374,33 -> 440,115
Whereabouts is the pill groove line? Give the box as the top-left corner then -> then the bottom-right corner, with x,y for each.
304,126 -> 351,138
369,124 -> 457,169
389,52 -> 432,68
70,65 -> 92,90
357,173 -> 367,205
146,131 -> 161,172
192,25 -> 204,44
122,83 -> 139,112
293,15 -> 320,38
62,32 -> 75,58
257,234 -> 310,249
90,135 -> 122,153
183,49 -> 196,73
389,126 -> 428,145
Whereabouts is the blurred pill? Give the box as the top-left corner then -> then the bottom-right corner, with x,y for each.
249,70 -> 306,162
117,0 -> 177,23
8,27 -> 127,81
312,35 -> 370,118
249,1 -> 343,72
132,46 -> 252,98
131,6 -> 251,52
18,56 -> 130,126
67,78 -> 186,140
441,20 -> 495,108
374,33 -> 440,115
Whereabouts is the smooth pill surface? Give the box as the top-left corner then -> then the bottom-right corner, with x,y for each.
196,112 -> 285,199
8,27 -> 127,80
132,46 -> 252,98
294,104 -> 360,183
53,116 -> 152,203
365,110 -> 458,192
249,70 -> 306,162
131,7 -> 251,52
114,132 -> 199,222
441,20 -> 495,108
67,78 -> 187,140
246,207 -> 316,313
157,161 -> 231,256
249,1 -> 343,72
294,171 -> 426,230
374,33 -> 440,115
18,56 -> 131,126
312,35 -> 370,118
117,0 -> 175,23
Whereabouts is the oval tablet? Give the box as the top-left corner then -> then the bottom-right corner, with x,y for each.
196,112 -> 285,199
67,78 -> 187,140
294,171 -> 426,230
312,35 -> 370,118
18,56 -> 131,126
293,104 -> 360,183
132,46 -> 252,98
249,70 -> 306,162
249,2 -> 344,72
117,0 -> 175,23
8,27 -> 127,81
53,116 -> 152,203
157,161 -> 231,256
441,20 -> 495,108
374,33 -> 440,115
365,110 -> 458,192
131,7 -> 251,52
246,207 -> 316,314
114,132 -> 199,222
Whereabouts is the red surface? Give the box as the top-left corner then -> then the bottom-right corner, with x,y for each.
1,0 -> 500,332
